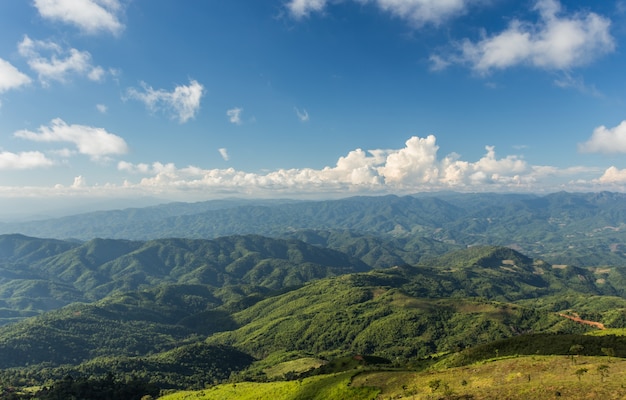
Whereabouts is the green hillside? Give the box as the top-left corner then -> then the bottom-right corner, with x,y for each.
4,238 -> 626,398
0,234 -> 369,324
158,356 -> 626,400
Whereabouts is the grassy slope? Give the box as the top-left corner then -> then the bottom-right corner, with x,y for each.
160,372 -> 379,400
160,356 -> 626,400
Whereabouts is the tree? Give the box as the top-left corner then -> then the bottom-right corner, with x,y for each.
597,364 -> 609,383
574,368 -> 588,382
601,347 -> 615,360
569,344 -> 584,365
428,379 -> 441,393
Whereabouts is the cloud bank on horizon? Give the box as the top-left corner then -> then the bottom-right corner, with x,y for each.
0,0 -> 626,207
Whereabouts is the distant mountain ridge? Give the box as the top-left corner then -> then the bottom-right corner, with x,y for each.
1,191 -> 626,266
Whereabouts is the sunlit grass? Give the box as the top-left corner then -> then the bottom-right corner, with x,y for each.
352,355 -> 626,399
160,356 -> 626,399
587,328 -> 626,336
158,372 -> 379,400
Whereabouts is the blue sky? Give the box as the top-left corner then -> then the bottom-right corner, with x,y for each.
1,0 -> 626,216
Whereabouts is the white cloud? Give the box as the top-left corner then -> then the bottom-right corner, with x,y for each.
96,104 -> 107,113
373,0 -> 468,27
218,148 -> 230,161
285,0 -> 469,26
596,166 -> 626,184
18,36 -> 109,85
118,161 -> 150,174
114,135 -> 544,195
33,0 -> 124,35
14,118 -> 129,159
295,107 -> 309,122
0,134 -> 618,203
72,175 -> 87,188
579,121 -> 626,154
286,0 -> 328,18
126,79 -> 205,123
378,135 -> 440,184
0,151 -> 54,170
436,0 -> 614,73
0,58 -> 31,93
227,107 -> 243,125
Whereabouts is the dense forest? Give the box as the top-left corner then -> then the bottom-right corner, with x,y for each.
2,192 -> 626,399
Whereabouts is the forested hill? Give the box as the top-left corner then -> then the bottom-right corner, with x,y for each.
1,192 -> 626,266
3,244 -> 626,391
0,234 -> 369,325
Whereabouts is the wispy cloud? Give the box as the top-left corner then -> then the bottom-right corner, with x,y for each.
0,58 -> 31,93
96,104 -> 107,113
434,0 -> 614,73
553,72 -> 602,96
33,0 -> 124,35
286,0 -> 470,26
0,151 -> 54,170
226,107 -> 243,125
126,79 -> 205,123
18,36 -> 109,85
286,0 -> 327,19
218,148 -> 230,161
579,120 -> 626,154
295,107 -> 309,122
14,118 -> 128,160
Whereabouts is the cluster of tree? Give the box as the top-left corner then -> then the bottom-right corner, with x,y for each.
0,373 -> 158,400
447,333 -> 626,367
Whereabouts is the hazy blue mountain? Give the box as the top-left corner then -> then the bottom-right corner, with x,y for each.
1,192 -> 626,266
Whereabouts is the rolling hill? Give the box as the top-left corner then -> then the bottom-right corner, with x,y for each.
0,234 -> 369,325
2,245 -> 626,393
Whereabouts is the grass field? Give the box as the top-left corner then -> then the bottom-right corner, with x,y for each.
158,371 -> 380,400
159,356 -> 626,399
352,355 -> 626,399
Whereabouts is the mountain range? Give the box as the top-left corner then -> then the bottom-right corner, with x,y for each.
2,192 -> 626,267
2,192 -> 626,398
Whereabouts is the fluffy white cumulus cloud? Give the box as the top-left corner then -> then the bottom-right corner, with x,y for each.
597,167 -> 626,184
33,0 -> 124,35
2,135 -> 615,203
378,135 -> 440,184
0,151 -> 54,170
126,79 -> 205,123
578,121 -> 626,154
115,135 -> 539,197
436,0 -> 614,73
0,59 -> 31,93
18,36 -> 109,85
14,118 -> 128,159
285,0 -> 469,25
